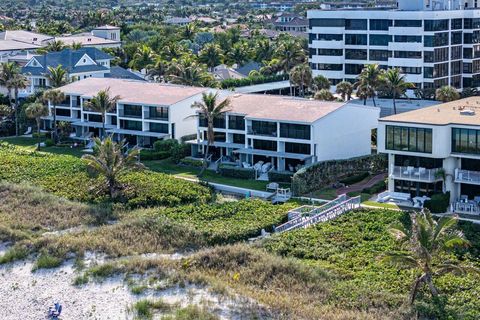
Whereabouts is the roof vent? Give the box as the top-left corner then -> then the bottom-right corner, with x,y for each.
460,109 -> 476,116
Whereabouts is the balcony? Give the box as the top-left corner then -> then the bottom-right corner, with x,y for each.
247,126 -> 277,137
390,165 -> 442,183
453,198 -> 480,216
455,169 -> 480,185
143,110 -> 168,121
119,109 -> 142,118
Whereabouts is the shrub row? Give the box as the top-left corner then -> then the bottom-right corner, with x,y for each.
424,192 -> 450,213
339,171 -> 369,185
268,170 -> 294,183
218,164 -> 255,180
139,149 -> 170,161
179,157 -> 204,168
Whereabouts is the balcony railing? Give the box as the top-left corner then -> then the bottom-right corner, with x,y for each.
455,169 -> 480,185
453,199 -> 480,215
390,165 -> 441,182
143,110 -> 168,121
119,109 -> 142,118
247,126 -> 277,137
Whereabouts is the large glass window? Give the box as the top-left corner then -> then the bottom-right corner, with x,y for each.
310,19 -> 345,28
369,34 -> 391,46
228,115 -> 245,130
434,47 -> 449,62
317,48 -> 343,56
345,64 -> 364,75
345,19 -> 367,30
394,35 -> 422,43
316,34 -> 343,41
394,20 -> 422,27
150,122 -> 168,133
424,19 -> 449,31
452,18 -> 463,30
199,113 -> 226,128
120,120 -> 142,131
250,120 -> 277,136
148,106 -> 168,120
345,49 -> 367,60
370,50 -> 391,61
452,128 -> 480,154
253,139 -> 277,151
285,142 -> 311,154
386,125 -> 433,153
394,51 -> 422,59
345,34 -> 367,45
232,133 -> 245,144
317,63 -> 343,71
369,19 -> 391,30
87,113 -> 102,122
451,32 -> 462,45
123,104 -> 142,118
280,123 -> 311,140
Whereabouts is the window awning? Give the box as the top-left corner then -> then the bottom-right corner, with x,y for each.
233,148 -> 313,160
72,121 -> 116,129
106,128 -> 169,138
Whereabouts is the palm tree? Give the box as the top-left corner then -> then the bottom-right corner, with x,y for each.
383,210 -> 476,304
0,62 -> 18,104
82,137 -> 144,199
314,89 -> 335,101
129,45 -> 157,71
191,92 -> 231,176
354,64 -> 382,107
254,39 -> 274,62
46,65 -> 68,88
227,42 -> 249,67
198,43 -> 224,71
8,74 -> 29,136
182,23 -> 197,40
336,81 -> 354,101
70,42 -> 83,50
435,85 -> 460,102
25,102 -> 48,150
147,58 -> 168,82
382,68 -> 414,115
167,58 -> 211,87
311,75 -> 331,91
289,64 -> 312,97
274,39 -> 306,73
84,88 -> 120,138
38,40 -> 66,53
42,89 -> 65,143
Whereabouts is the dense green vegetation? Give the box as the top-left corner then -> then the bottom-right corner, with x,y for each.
0,142 -> 212,206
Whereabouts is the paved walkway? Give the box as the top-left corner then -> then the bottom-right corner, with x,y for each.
336,172 -> 387,195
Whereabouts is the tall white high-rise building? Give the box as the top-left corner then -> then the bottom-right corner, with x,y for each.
308,0 -> 480,90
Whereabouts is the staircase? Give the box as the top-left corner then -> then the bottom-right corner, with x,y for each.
274,194 -> 361,233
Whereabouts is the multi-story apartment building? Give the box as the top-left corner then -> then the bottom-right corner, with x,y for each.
190,94 -> 379,172
308,0 -> 480,90
48,78 -> 209,147
378,97 -> 480,214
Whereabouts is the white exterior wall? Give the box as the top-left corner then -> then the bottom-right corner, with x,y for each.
313,104 -> 379,161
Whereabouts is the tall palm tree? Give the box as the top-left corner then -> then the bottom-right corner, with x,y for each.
46,65 -> 68,88
8,74 -> 29,136
147,58 -> 168,82
42,89 -> 65,143
289,64 -> 312,97
129,45 -> 157,71
314,89 -> 335,101
228,42 -> 249,67
38,40 -> 66,53
336,81 -> 354,101
354,64 -> 382,107
84,88 -> 120,138
198,43 -> 224,71
254,39 -> 274,62
191,92 -> 231,176
0,62 -> 18,104
182,23 -> 197,41
311,75 -> 331,91
167,58 -> 211,87
82,137 -> 144,199
383,210 -> 476,305
70,42 -> 83,50
382,68 -> 414,115
274,39 -> 306,73
435,85 -> 460,103
25,102 -> 48,150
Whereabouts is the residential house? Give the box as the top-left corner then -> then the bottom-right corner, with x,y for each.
48,78 -> 209,147
55,25 -> 121,49
378,97 -> 480,215
189,94 -> 379,174
270,13 -> 308,33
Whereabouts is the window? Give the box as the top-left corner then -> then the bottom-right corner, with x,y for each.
386,125 -> 432,153
345,49 -> 367,60
369,34 -> 391,46
232,134 -> 245,144
345,19 -> 367,30
317,49 -> 343,56
56,108 -> 70,117
394,51 -> 422,59
250,121 -> 277,136
434,32 -> 449,46
464,48 -> 473,59
452,128 -> 480,154
451,60 -> 462,75
369,19 -> 391,30
369,50 -> 391,61
451,18 -> 463,30
87,114 -> 102,122
150,123 -> 168,133
120,120 -> 142,131
433,63 -> 449,78
317,63 -> 343,71
285,142 -> 311,155
396,66 -> 422,74
345,64 -> 364,75
310,19 -> 344,28
424,19 -> 449,31
463,62 -> 473,73
451,46 -> 462,60
424,51 -> 433,63
474,30 -> 480,43
253,139 -> 277,151
451,32 -> 462,45
228,115 -> 245,130
148,106 -> 168,120
123,104 -> 142,118
434,47 -> 449,62
199,113 -> 225,128
280,123 -> 311,140
316,34 -> 343,41
394,20 -> 422,27
464,32 -> 473,44
345,34 -> 367,45
394,35 -> 422,43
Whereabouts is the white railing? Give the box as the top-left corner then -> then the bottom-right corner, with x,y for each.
390,165 -> 441,182
453,201 -> 480,215
274,194 -> 357,233
455,169 -> 480,185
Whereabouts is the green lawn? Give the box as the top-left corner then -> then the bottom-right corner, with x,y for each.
144,159 -> 278,191
362,201 -> 400,210
0,136 -> 85,158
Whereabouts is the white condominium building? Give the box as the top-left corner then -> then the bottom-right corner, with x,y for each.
308,0 -> 480,90
378,97 -> 480,215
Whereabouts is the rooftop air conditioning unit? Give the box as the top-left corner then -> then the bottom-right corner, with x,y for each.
460,109 -> 476,116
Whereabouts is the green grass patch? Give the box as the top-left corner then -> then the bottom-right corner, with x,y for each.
0,246 -> 29,264
162,305 -> 219,320
33,253 -> 63,270
362,201 -> 400,210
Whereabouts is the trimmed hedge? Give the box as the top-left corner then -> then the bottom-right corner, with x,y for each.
339,171 -> 369,185
179,157 -> 204,168
153,139 -> 178,152
424,192 -> 450,213
218,164 -> 255,180
268,170 -> 294,183
139,149 -> 170,161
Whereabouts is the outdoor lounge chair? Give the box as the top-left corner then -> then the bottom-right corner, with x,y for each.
23,127 -> 32,135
